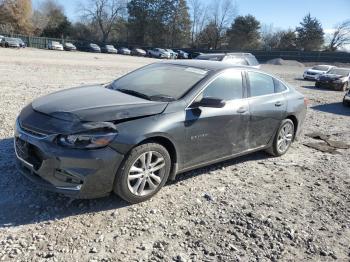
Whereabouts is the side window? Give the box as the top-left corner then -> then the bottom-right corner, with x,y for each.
274,79 -> 287,93
248,72 -> 275,97
195,71 -> 243,102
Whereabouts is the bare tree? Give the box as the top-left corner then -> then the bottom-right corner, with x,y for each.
328,20 -> 350,51
80,0 -> 127,43
210,0 -> 237,49
188,0 -> 206,47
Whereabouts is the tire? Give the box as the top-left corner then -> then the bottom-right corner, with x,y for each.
113,143 -> 171,203
315,82 -> 320,88
342,82 -> 349,91
266,119 -> 295,157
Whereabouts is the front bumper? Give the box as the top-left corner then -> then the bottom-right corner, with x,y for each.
14,120 -> 124,199
303,73 -> 317,80
316,81 -> 344,90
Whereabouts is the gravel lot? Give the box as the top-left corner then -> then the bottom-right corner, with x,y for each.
0,48 -> 349,261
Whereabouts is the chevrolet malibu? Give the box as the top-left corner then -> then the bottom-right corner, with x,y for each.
14,60 -> 307,203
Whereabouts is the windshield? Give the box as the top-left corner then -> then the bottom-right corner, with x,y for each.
51,41 -> 59,45
109,64 -> 209,101
90,44 -> 98,48
196,54 -> 225,61
106,45 -> 114,48
5,37 -> 16,42
328,68 -> 350,77
312,65 -> 330,71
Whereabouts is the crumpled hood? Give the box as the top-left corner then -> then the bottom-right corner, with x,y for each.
32,85 -> 168,122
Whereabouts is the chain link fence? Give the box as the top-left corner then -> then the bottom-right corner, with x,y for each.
1,32 -> 350,63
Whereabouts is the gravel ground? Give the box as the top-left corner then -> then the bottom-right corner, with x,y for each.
0,48 -> 349,262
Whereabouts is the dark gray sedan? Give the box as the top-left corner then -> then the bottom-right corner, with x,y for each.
14,61 -> 307,203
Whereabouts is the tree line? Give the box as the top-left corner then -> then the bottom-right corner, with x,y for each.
0,0 -> 349,51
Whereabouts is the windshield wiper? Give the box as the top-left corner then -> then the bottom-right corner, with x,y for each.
117,89 -> 151,100
150,95 -> 176,102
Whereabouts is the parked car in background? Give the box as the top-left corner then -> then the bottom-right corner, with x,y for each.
343,90 -> 350,106
101,45 -> 118,54
1,37 -> 20,48
14,60 -> 306,203
131,48 -> 147,56
48,41 -> 64,51
315,67 -> 350,91
64,42 -> 77,51
118,47 -> 131,55
187,51 -> 202,59
303,65 -> 334,80
165,49 -> 178,59
174,49 -> 189,59
147,48 -> 171,59
196,53 -> 260,68
15,38 -> 26,48
77,43 -> 101,53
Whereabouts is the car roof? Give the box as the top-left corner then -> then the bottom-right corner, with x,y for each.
158,60 -> 256,72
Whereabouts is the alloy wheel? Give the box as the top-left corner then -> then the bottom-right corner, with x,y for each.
277,122 -> 294,154
127,151 -> 166,196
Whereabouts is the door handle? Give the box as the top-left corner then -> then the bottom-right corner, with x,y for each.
275,101 -> 283,107
237,107 -> 247,114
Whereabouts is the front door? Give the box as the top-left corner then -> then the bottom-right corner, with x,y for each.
183,69 -> 250,168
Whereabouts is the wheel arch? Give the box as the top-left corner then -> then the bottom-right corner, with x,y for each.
286,115 -> 298,140
137,135 -> 179,181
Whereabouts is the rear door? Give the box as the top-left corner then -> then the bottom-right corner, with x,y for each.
246,71 -> 287,148
183,69 -> 250,168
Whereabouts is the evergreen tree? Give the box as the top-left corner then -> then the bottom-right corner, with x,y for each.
296,13 -> 324,51
227,15 -> 261,50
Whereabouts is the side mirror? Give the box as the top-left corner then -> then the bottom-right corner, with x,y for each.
193,97 -> 226,108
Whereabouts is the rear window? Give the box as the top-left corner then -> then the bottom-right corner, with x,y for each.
224,57 -> 248,65
248,72 -> 275,97
246,56 -> 259,66
196,54 -> 225,61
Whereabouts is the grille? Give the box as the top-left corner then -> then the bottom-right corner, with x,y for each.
15,138 -> 43,170
20,124 -> 48,138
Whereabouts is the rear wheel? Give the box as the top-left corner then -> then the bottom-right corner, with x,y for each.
266,119 -> 295,157
113,143 -> 171,203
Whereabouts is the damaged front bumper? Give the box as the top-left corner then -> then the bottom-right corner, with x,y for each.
14,120 -> 124,199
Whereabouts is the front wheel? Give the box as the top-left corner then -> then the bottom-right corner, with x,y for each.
342,82 -> 349,91
266,119 -> 295,157
113,143 -> 171,203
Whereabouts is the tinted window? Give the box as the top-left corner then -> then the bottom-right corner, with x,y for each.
195,54 -> 225,61
248,72 -> 275,97
274,79 -> 287,93
201,71 -> 243,101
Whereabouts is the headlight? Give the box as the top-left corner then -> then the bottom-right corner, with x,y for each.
334,78 -> 345,83
58,132 -> 117,149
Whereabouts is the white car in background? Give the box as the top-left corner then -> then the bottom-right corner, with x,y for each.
48,41 -> 64,51
303,65 -> 334,80
147,48 -> 171,59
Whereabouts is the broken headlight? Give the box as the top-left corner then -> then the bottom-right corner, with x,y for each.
58,132 -> 117,149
